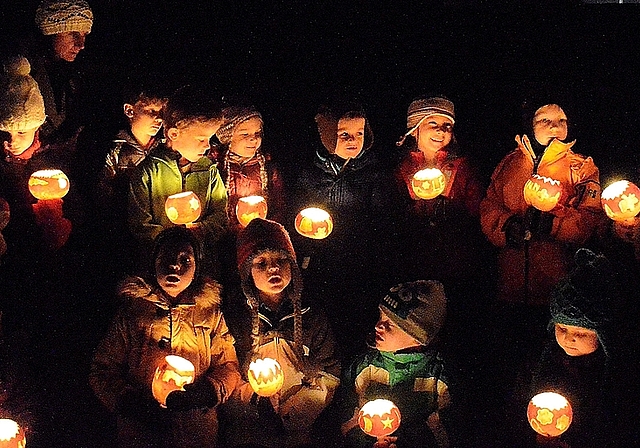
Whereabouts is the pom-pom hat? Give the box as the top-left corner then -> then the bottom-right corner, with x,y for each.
216,106 -> 263,146
35,0 -> 93,36
0,56 -> 46,132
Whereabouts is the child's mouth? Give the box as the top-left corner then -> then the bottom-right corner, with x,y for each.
166,274 -> 180,283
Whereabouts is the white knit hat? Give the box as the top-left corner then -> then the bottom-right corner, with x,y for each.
35,0 -> 93,36
0,56 -> 46,132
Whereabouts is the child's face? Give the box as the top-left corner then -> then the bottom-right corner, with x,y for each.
533,104 -> 568,146
413,115 -> 453,155
166,122 -> 220,163
126,101 -> 164,138
251,250 -> 292,300
155,241 -> 196,298
3,128 -> 38,156
229,117 -> 263,158
335,117 -> 365,159
554,323 -> 599,356
52,31 -> 88,62
375,309 -> 422,352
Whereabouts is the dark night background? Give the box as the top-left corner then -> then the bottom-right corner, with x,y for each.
2,1 -> 640,447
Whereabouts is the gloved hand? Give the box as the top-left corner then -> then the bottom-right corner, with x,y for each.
524,207 -> 554,239
116,389 -> 166,425
165,377 -> 219,411
502,214 -> 525,249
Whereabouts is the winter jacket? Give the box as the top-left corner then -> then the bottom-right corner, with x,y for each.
128,145 -> 228,251
480,137 -> 603,305
102,129 -> 162,180
90,276 -> 240,447
340,348 -> 452,448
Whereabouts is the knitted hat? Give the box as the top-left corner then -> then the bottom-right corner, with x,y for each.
0,56 -> 46,132
216,106 -> 263,145
35,0 -> 93,35
315,101 -> 374,155
396,96 -> 455,146
550,248 -> 615,355
379,280 -> 447,346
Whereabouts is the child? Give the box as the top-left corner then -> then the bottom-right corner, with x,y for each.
89,226 -> 241,448
128,86 -> 228,266
531,248 -> 617,448
339,280 -> 452,448
220,218 -> 340,448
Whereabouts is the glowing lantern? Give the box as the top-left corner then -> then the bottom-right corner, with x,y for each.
28,169 -> 70,200
165,191 -> 201,225
601,180 -> 640,221
236,195 -> 268,227
411,168 -> 446,200
527,392 -> 573,438
358,399 -> 402,438
152,355 -> 195,407
247,357 -> 284,397
0,419 -> 26,448
295,207 -> 333,239
523,175 -> 562,212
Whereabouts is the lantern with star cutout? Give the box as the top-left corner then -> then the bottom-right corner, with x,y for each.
411,168 -> 446,200
295,207 -> 333,239
247,357 -> 284,397
0,419 -> 26,448
236,195 -> 268,228
152,355 -> 195,407
358,399 -> 402,438
527,392 -> 573,438
523,174 -> 562,212
165,191 -> 202,225
601,180 -> 640,221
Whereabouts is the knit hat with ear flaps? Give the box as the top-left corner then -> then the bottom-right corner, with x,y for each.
380,280 -> 447,346
550,248 -> 616,356
215,106 -> 263,145
35,0 -> 93,35
396,96 -> 455,146
0,56 -> 46,132
315,101 -> 374,155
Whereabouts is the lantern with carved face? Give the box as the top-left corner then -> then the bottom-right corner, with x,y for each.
28,169 -> 70,200
152,355 -> 195,407
247,357 -> 284,397
295,207 -> 333,239
358,399 -> 402,438
236,195 -> 268,228
527,392 -> 573,438
165,191 -> 202,225
523,175 -> 562,212
411,168 -> 446,200
0,419 -> 26,448
601,180 -> 640,222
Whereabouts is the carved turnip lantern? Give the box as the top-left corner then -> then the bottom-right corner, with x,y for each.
236,195 -> 268,228
152,355 -> 195,407
527,392 -> 573,438
28,169 -> 70,200
411,168 -> 446,200
247,357 -> 284,397
601,180 -> 640,221
295,207 -> 333,239
0,419 -> 26,448
523,174 -> 562,212
165,191 -> 202,225
358,399 -> 402,438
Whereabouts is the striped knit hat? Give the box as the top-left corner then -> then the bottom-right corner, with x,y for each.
216,106 -> 262,145
35,0 -> 93,36
397,96 -> 455,146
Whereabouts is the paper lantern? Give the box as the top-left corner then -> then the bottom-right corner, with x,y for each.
236,195 -> 268,227
295,207 -> 333,239
0,419 -> 26,448
247,357 -> 284,397
358,399 -> 402,438
523,174 -> 562,212
411,168 -> 446,200
28,169 -> 70,200
601,180 -> 640,221
527,392 -> 573,438
165,191 -> 202,225
152,355 -> 195,407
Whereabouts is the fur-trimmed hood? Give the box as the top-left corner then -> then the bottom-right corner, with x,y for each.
118,275 -> 222,309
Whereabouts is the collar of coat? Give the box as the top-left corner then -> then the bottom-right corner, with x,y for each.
516,134 -> 576,164
151,145 -> 216,172
117,275 -> 222,310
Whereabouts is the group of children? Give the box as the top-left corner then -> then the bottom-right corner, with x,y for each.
0,1 -> 637,447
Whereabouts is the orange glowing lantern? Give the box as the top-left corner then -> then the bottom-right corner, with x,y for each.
28,169 -> 70,200
601,180 -> 640,221
411,168 -> 446,200
295,207 -> 333,239
152,355 -> 195,407
0,419 -> 26,448
527,392 -> 573,438
247,357 -> 284,397
165,191 -> 202,225
236,195 -> 268,227
358,399 -> 402,438
523,174 -> 562,212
